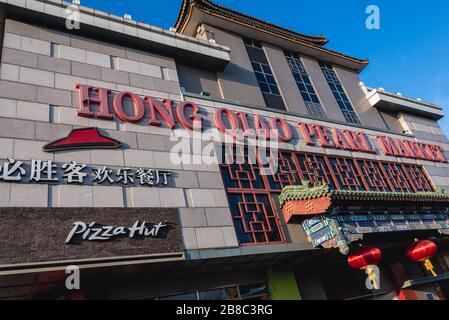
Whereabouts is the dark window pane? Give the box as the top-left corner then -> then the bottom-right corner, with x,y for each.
297,82 -> 306,92
265,75 -> 276,84
252,62 -> 262,72
269,85 -> 280,95
293,73 -> 302,81
302,75 -> 311,84
255,72 -> 266,82
159,292 -> 197,300
259,82 -> 270,93
198,287 -> 239,300
285,53 -> 327,119
301,92 -> 311,102
306,84 -> 314,92
268,219 -> 281,241
254,232 -> 266,242
239,283 -> 269,300
243,38 -> 253,46
262,64 -> 272,74
310,94 -> 320,103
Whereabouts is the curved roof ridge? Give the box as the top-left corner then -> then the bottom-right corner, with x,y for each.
279,183 -> 449,207
174,0 -> 329,46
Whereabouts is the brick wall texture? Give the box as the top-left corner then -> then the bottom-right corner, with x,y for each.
0,207 -> 182,265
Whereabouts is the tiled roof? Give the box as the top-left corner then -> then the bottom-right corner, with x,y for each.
174,0 -> 329,46
279,182 -> 449,207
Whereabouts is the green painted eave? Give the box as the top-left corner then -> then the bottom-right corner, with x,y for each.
279,182 -> 449,207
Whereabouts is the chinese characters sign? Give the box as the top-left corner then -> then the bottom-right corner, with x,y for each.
302,214 -> 449,247
0,158 -> 172,187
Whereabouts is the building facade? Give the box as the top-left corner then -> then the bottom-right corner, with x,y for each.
0,0 -> 448,300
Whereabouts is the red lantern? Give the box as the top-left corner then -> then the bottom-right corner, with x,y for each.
348,246 -> 382,270
348,246 -> 382,290
406,240 -> 438,277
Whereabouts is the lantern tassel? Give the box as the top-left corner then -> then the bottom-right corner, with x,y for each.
424,259 -> 437,277
365,265 -> 379,290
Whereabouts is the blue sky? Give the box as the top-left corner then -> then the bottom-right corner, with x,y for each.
82,0 -> 449,134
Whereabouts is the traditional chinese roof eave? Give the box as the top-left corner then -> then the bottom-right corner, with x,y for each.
174,0 -> 328,46
174,0 -> 369,72
280,183 -> 449,208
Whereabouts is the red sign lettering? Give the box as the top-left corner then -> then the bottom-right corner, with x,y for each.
298,123 -> 375,154
377,136 -> 447,163
145,97 -> 176,129
76,84 -> 201,131
76,84 -> 112,119
75,85 -> 446,163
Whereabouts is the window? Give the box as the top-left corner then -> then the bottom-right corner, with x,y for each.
220,146 -> 434,245
320,62 -> 361,125
251,61 -> 281,96
285,51 -> 326,119
110,55 -> 118,70
198,287 -> 239,300
239,283 -> 270,300
243,38 -> 285,110
158,292 -> 197,300
243,37 -> 262,48
156,283 -> 269,300
50,43 -> 60,58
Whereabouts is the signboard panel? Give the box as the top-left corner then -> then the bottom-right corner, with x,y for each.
0,208 -> 183,268
337,214 -> 449,235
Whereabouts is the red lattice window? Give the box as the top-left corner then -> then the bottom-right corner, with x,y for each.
327,157 -> 364,191
295,153 -> 336,189
227,193 -> 283,244
382,162 -> 414,193
265,151 -> 301,191
402,164 -> 434,192
356,160 -> 392,192
219,148 -> 435,245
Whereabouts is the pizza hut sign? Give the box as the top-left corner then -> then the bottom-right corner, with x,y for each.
66,221 -> 167,244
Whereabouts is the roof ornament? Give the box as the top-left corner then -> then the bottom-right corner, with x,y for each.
279,182 -> 330,208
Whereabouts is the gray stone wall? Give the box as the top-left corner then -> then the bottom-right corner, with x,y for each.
334,65 -> 388,130
177,63 -> 222,98
262,43 -> 308,115
200,24 -> 267,107
398,113 -> 449,191
0,19 -> 239,252
301,56 -> 347,123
